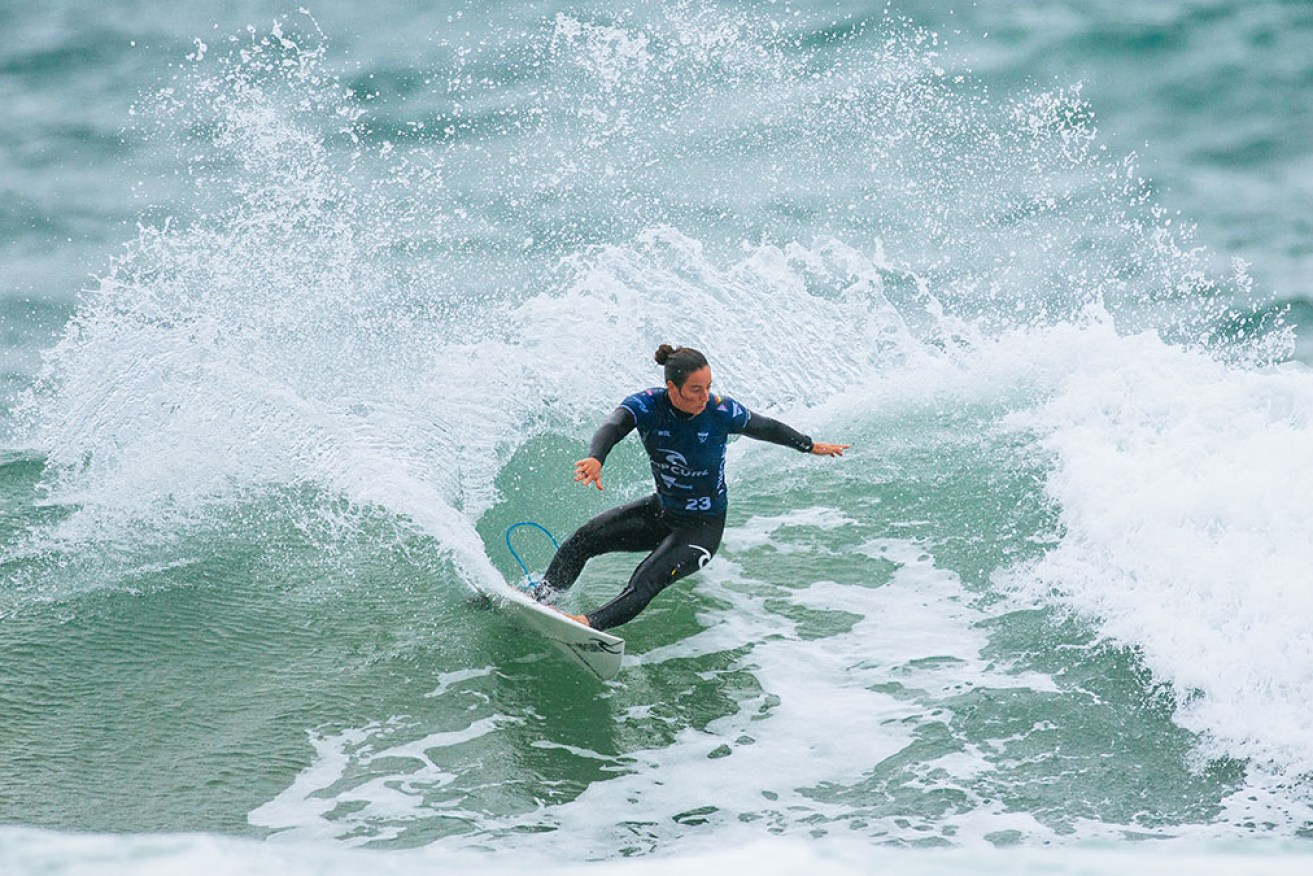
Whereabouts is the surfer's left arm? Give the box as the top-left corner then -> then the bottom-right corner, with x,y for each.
740,413 -> 849,457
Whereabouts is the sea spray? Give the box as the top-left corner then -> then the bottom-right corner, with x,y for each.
17,4 -> 1276,542
3,2 -> 1308,852
10,16 -> 506,590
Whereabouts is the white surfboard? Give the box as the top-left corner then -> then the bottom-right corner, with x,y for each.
485,581 -> 626,680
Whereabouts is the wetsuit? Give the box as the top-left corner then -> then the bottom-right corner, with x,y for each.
543,388 -> 813,630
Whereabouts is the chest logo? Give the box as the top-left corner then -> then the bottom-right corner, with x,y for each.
655,449 -> 710,480
662,450 -> 688,467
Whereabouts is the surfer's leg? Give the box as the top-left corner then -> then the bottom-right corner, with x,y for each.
584,513 -> 725,630
542,495 -> 666,594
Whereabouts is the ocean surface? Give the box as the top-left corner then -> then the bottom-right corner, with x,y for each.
2,1 -> 1312,873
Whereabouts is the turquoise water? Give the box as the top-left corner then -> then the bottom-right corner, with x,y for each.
2,1 -> 1313,873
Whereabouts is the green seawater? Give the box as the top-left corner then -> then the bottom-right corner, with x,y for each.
0,403 -> 1262,850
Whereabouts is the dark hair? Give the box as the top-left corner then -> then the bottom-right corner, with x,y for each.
654,344 -> 708,388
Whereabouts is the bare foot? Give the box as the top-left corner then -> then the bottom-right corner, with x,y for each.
547,604 -> 592,628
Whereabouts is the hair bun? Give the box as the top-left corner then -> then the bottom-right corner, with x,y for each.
654,343 -> 676,365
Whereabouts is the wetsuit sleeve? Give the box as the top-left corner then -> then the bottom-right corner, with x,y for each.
740,412 -> 813,453
586,407 -> 636,463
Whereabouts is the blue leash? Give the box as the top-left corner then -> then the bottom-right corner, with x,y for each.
504,521 -> 560,590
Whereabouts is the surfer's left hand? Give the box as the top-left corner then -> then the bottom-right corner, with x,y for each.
811,442 -> 850,457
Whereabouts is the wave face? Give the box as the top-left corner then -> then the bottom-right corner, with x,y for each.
1,0 -> 1311,868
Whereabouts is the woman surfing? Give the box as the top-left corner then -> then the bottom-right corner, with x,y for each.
540,344 -> 849,630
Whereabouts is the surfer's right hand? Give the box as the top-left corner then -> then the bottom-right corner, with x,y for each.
574,457 -> 604,490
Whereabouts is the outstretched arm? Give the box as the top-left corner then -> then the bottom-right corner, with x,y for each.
741,412 -> 849,456
574,407 -> 636,490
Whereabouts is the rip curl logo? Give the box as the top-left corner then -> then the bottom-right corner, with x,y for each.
697,431 -> 709,443
656,449 -> 710,479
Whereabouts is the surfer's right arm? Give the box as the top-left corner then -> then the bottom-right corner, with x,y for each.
574,407 -> 636,491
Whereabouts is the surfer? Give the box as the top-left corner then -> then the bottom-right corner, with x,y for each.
540,344 -> 849,630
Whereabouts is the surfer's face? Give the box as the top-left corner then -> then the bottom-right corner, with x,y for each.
669,366 -> 712,415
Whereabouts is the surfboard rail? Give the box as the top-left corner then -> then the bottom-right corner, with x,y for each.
483,581 -> 625,680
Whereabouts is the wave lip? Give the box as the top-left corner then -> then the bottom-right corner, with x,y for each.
1007,332 -> 1313,781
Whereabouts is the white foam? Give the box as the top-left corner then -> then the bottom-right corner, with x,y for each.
4,826 -> 1313,876
249,714 -> 515,844
727,316 -> 1313,819
253,516 -> 1070,851
425,667 -> 495,700
1000,331 -> 1313,779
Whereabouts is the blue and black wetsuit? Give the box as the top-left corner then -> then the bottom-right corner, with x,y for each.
543,388 -> 813,630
